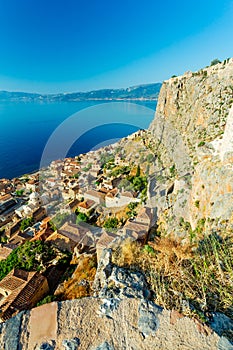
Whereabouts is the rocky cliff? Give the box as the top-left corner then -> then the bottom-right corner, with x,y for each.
148,58 -> 233,233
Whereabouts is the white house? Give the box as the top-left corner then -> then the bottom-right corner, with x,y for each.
105,190 -> 139,208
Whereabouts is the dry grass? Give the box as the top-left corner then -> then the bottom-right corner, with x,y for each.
55,255 -> 97,300
112,233 -> 233,322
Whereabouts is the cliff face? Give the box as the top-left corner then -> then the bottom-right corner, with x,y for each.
148,59 -> 233,232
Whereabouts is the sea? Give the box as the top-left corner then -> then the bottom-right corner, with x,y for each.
0,100 -> 156,179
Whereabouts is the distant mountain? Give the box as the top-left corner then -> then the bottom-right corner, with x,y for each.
0,83 -> 162,102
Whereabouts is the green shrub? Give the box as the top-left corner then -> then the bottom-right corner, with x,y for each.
169,164 -> 177,177
15,189 -> 24,196
20,217 -> 33,231
103,217 -> 119,231
0,241 -> 57,280
37,295 -> 57,306
143,244 -> 155,255
76,212 -> 88,224
210,58 -> 221,66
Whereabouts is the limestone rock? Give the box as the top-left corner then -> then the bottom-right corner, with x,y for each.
148,58 -> 233,234
0,298 -> 223,350
93,248 -> 150,300
62,337 -> 80,349
35,342 -> 55,350
93,342 -> 115,350
209,312 -> 233,338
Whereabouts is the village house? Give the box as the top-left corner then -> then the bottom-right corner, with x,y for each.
25,179 -> 39,192
97,176 -> 121,191
0,269 -> 49,322
9,230 -> 34,246
105,190 -> 139,208
115,154 -> 128,167
0,179 -> 13,196
15,192 -> 42,219
61,189 -> 70,201
76,199 -> 96,216
63,159 -> 79,172
32,207 -> 46,222
46,178 -> 57,188
50,159 -> 64,170
47,222 -> 95,254
105,188 -> 119,208
5,220 -> 22,239
15,205 -> 32,219
49,160 -> 63,178
84,190 -> 106,205
41,192 -> 50,205
22,221 -> 42,239
14,182 -> 26,193
96,230 -> 119,262
30,217 -> 54,242
123,221 -> 149,243
136,206 -> 153,225
68,184 -> 79,199
89,162 -> 101,177
122,207 -> 153,243
50,189 -> 61,201
67,199 -> 80,212
61,168 -> 78,179
0,194 -> 12,203
0,198 -> 21,228
0,243 -> 17,261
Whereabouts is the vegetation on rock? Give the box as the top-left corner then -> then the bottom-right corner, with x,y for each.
0,241 -> 59,280
112,232 -> 233,324
55,255 -> 97,300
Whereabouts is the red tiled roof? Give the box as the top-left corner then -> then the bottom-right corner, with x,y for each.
78,200 -> 95,209
0,269 -> 47,321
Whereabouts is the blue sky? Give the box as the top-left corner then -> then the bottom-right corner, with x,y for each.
0,0 -> 233,93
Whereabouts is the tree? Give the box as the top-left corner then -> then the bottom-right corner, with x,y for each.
210,58 -> 221,66
0,240 -> 58,280
132,176 -> 144,192
15,189 -> 24,196
103,217 -> 119,231
76,212 -> 88,224
20,217 -> 33,231
127,202 -> 139,217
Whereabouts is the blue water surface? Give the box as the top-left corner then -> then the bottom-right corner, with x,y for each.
0,100 -> 156,179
